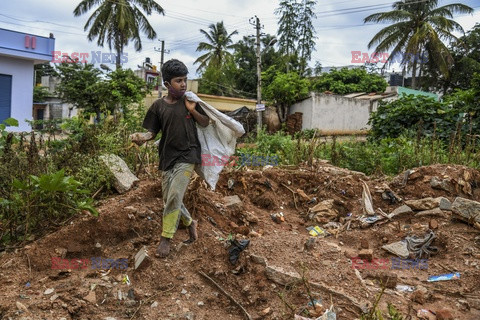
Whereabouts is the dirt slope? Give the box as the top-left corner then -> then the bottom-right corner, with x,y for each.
0,162 -> 479,320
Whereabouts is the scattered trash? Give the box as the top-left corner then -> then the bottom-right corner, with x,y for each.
304,238 -> 316,251
122,275 -> 131,285
396,284 -> 415,292
271,212 -> 285,223
228,239 -> 250,265
382,240 -> 409,259
405,230 -> 438,259
427,272 -> 460,282
25,282 -> 30,288
361,180 -> 375,216
227,178 -> 235,190
307,226 -> 327,237
307,197 -> 318,205
417,309 -> 436,320
207,216 -> 217,226
359,215 -> 382,228
296,189 -> 310,201
127,288 -> 135,299
295,305 -> 336,320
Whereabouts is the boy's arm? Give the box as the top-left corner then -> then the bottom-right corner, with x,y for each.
185,99 -> 209,127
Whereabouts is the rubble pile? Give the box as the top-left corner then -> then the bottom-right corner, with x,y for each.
0,162 -> 479,319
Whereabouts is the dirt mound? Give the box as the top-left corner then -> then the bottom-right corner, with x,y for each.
0,162 -> 480,319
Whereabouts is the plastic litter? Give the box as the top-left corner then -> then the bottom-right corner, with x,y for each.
122,275 -> 131,285
228,239 -> 250,265
271,212 -> 285,223
307,226 -> 327,237
396,284 -> 415,292
427,272 -> 460,282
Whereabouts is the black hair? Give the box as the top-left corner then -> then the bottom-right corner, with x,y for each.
162,59 -> 188,83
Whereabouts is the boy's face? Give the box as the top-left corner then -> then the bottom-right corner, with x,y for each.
167,75 -> 187,93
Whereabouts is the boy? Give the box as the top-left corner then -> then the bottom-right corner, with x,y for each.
130,59 -> 209,258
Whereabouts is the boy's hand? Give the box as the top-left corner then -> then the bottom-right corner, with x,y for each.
129,132 -> 153,146
185,98 -> 196,112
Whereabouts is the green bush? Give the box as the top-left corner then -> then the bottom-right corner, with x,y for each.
310,67 -> 388,94
368,95 -> 461,141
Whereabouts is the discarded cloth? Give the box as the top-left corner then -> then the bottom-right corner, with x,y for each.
185,91 -> 245,190
405,230 -> 438,259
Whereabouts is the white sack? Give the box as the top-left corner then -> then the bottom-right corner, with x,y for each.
185,91 -> 245,190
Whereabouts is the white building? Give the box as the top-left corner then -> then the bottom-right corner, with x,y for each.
0,28 -> 55,131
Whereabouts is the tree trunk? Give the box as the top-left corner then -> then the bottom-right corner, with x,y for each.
277,105 -> 289,123
116,48 -> 121,70
411,58 -> 417,90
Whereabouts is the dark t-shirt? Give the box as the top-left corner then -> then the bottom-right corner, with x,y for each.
142,97 -> 207,171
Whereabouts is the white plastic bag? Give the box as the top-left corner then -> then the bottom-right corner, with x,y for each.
185,91 -> 245,190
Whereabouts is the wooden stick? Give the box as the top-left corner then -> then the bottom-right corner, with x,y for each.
198,271 -> 252,320
281,183 -> 298,210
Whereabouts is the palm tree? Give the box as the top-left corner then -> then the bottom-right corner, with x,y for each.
364,0 -> 473,89
74,0 -> 164,69
194,21 -> 238,72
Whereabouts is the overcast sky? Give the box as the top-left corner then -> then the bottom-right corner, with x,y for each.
1,0 -> 478,78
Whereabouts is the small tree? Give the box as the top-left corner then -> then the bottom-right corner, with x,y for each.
33,86 -> 50,103
264,72 -> 310,123
55,60 -> 103,120
99,68 -> 149,119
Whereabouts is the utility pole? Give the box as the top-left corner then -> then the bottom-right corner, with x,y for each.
154,40 -> 169,97
250,15 -> 264,132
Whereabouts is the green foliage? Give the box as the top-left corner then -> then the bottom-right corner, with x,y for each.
264,71 -> 310,123
194,21 -> 238,72
311,67 -> 388,94
55,60 -> 103,116
0,169 -> 97,242
423,23 -> 480,93
33,86 -> 50,102
275,0 -> 317,74
265,72 -> 310,107
99,68 -> 149,117
73,0 -> 164,68
364,0 -> 473,89
245,128 -> 480,176
0,111 -> 158,245
55,60 -> 148,121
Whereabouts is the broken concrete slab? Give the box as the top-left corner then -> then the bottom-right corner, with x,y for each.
222,195 -> 243,208
415,208 -> 449,218
405,197 -> 449,211
451,197 -> 480,224
382,241 -> 409,259
100,154 -> 139,194
389,204 -> 413,218
430,177 -> 454,193
439,198 -> 452,211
